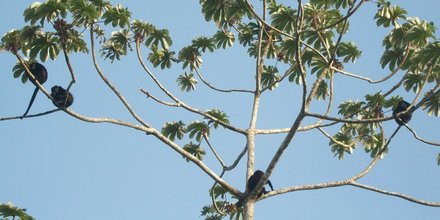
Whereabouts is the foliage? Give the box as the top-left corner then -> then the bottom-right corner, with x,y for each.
1,0 -> 439,219
0,203 -> 35,220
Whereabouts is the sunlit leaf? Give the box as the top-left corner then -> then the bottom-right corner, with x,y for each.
177,72 -> 198,92
161,121 -> 186,141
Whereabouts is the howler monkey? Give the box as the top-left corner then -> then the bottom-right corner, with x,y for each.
392,100 -> 414,126
21,62 -> 48,118
51,85 -> 74,108
235,170 -> 274,207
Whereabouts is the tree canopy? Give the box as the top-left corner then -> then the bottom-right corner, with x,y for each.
0,0 -> 439,219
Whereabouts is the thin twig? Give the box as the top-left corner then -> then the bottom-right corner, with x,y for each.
139,88 -> 179,107
350,181 -> 440,207
193,67 -> 253,93
90,25 -> 151,128
0,109 -> 60,121
404,124 -> 440,146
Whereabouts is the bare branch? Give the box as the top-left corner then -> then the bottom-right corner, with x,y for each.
90,25 -> 151,128
194,67 -> 254,94
203,132 -> 227,168
139,88 -> 179,107
349,181 -> 440,207
0,109 -> 60,121
404,124 -> 440,146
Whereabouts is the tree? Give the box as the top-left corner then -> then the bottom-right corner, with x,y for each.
1,0 -> 439,219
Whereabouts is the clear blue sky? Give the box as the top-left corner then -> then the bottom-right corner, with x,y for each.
1,1 -> 439,219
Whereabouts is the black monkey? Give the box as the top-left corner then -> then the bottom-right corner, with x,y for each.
377,99 -> 416,156
51,85 -> 74,108
247,170 -> 274,198
392,100 -> 415,126
21,62 -> 48,118
235,170 -> 274,207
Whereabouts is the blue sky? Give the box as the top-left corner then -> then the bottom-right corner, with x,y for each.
1,1 -> 439,219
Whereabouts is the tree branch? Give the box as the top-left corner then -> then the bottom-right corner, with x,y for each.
193,67 -> 253,93
349,181 -> 440,207
90,25 -> 151,128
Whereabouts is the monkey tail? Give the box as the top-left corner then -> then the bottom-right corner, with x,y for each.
21,87 -> 39,118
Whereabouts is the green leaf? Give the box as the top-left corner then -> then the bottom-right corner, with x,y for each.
329,132 -> 355,160
183,142 -> 206,162
148,46 -> 175,69
204,109 -> 230,128
270,5 -> 297,34
213,30 -> 235,49
187,121 -> 210,142
403,72 -> 424,93
178,46 -> 202,70
403,17 -> 435,47
68,0 -> 99,25
177,72 -> 198,92
337,42 -> 362,63
0,202 -> 35,220
145,28 -> 173,50
374,5 -> 407,28
237,22 -> 258,47
102,4 -> 131,28
261,65 -> 281,90
421,92 -> 440,117
380,48 -> 406,71
338,100 -> 365,118
29,33 -> 60,62
131,20 -> 155,41
314,79 -> 329,100
161,121 -> 186,141
24,0 -> 67,26
192,37 -> 216,53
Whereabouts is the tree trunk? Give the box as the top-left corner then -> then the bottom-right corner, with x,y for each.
243,200 -> 256,220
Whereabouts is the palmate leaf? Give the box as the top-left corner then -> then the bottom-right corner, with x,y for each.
314,79 -> 329,100
337,42 -> 362,63
422,92 -> 440,117
374,5 -> 407,28
404,17 -> 436,47
187,121 -> 210,142
403,72 -> 424,93
178,46 -> 202,70
270,5 -> 297,34
177,72 -> 198,92
237,22 -> 259,47
380,48 -> 406,71
1,29 -> 21,52
148,46 -> 175,69
329,132 -> 355,160
183,142 -> 206,162
24,0 -> 67,26
204,109 -> 230,128
12,60 -> 32,84
131,20 -> 155,40
362,133 -> 386,158
0,203 -> 35,220
161,121 -> 186,141
29,33 -> 60,62
68,0 -> 99,25
145,28 -> 173,50
261,65 -> 281,90
109,29 -> 132,53
102,4 -> 131,28
337,100 -> 365,118
192,36 -> 216,53
100,41 -> 125,62
213,30 -> 235,49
